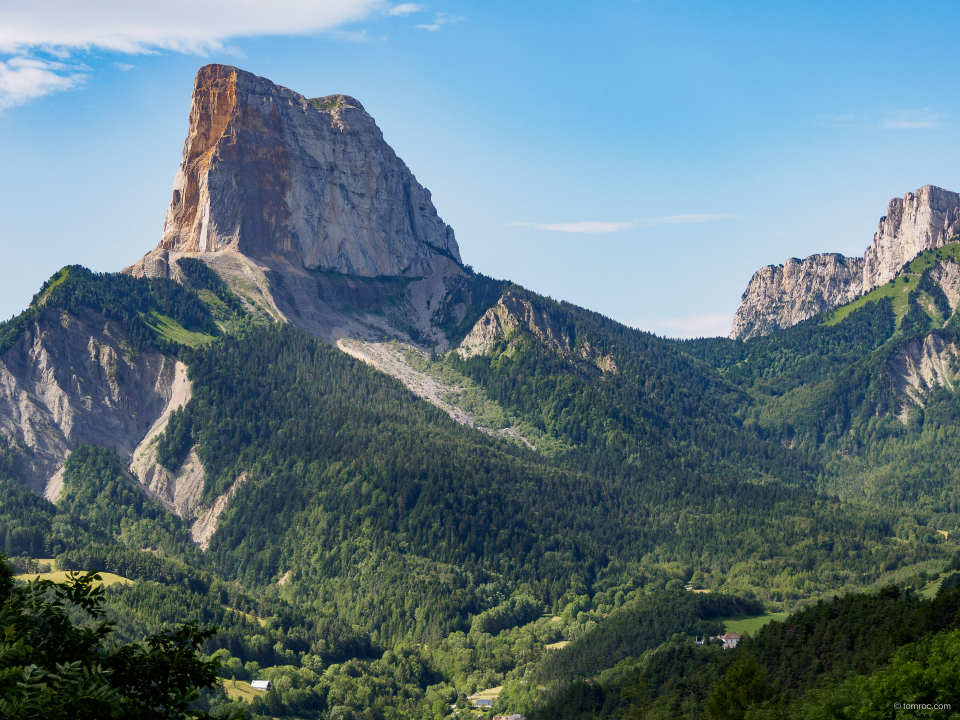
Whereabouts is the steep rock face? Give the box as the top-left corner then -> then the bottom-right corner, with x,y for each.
128,361 -> 205,518
732,186 -> 960,339
0,307 -> 186,494
863,186 -> 960,288
159,64 -> 460,277
887,334 -> 959,406
730,254 -> 864,340
929,260 -> 960,311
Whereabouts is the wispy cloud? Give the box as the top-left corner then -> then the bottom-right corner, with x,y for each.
416,13 -> 463,31
881,109 -> 945,130
817,109 -> 946,130
0,56 -> 87,109
510,221 -> 635,233
386,3 -> 424,16
642,213 -> 740,226
634,313 -> 734,339
0,0 -> 383,108
114,62 -> 135,71
510,213 -> 740,234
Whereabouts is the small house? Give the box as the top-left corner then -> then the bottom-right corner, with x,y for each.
251,680 -> 270,690
720,632 -> 741,649
475,699 -> 494,708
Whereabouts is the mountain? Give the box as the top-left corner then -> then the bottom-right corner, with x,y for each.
2,64 -> 960,719
127,64 -> 472,351
731,185 -> 960,339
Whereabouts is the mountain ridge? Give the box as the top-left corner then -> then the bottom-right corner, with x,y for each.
732,185 -> 960,339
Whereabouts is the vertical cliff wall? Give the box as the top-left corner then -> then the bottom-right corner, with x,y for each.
729,254 -> 864,340
155,64 -> 461,277
731,185 -> 960,339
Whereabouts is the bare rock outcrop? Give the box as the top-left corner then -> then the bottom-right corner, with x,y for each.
0,307 -> 187,494
929,260 -> 960,312
189,472 -> 248,550
863,186 -> 960,289
458,292 -> 617,373
158,64 -> 460,277
887,334 -> 959,405
128,360 -> 205,518
128,64 -> 468,352
729,254 -> 864,340
732,186 -> 960,339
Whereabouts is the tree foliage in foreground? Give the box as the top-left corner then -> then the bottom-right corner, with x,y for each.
0,554 -> 243,720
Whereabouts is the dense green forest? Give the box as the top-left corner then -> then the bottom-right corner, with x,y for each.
3,245 -> 960,718
530,557 -> 960,720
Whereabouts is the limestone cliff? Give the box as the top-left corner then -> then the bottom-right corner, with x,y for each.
863,185 -> 960,288
128,64 -> 468,351
729,254 -> 864,340
732,186 -> 960,339
156,64 -> 460,277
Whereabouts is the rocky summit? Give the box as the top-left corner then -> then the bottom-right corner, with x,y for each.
131,64 -> 460,278
731,185 -> 960,339
127,64 -> 472,349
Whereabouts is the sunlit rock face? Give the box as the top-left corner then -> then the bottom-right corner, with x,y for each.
730,254 -> 864,340
158,64 -> 461,277
862,185 -> 960,289
731,185 -> 960,339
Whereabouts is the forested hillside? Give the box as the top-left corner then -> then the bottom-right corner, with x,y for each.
679,241 -> 960,531
3,252 -> 960,718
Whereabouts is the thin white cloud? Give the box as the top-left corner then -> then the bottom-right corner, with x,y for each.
817,109 -> 945,130
816,111 -> 861,127
881,109 -> 944,130
114,62 -> 135,71
642,213 -> 740,226
0,56 -> 87,109
0,0 -> 383,107
634,313 -> 734,339
416,13 -> 463,31
510,221 -> 636,233
510,213 -> 739,234
386,3 -> 424,16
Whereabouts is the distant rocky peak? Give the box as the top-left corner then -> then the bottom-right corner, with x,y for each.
458,292 -> 618,374
731,185 -> 960,340
863,185 -> 960,288
158,64 -> 461,277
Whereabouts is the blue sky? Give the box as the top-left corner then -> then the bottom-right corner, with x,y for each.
1,1 -> 959,337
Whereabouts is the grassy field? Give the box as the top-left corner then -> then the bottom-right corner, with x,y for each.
823,276 -> 913,327
718,612 -> 789,635
904,241 -> 960,274
223,680 -> 266,702
144,311 -> 215,348
920,578 -> 942,599
14,569 -> 133,587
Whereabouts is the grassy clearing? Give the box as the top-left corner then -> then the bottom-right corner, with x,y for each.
824,240 -> 960,328
224,679 -> 265,702
905,240 -> 960,274
33,268 -> 70,307
144,311 -> 215,348
920,577 -> 944,599
544,640 -> 569,650
823,276 -> 914,327
718,612 -> 789,635
14,570 -> 133,587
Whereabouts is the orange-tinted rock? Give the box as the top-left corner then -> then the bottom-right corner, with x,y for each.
159,64 -> 461,277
